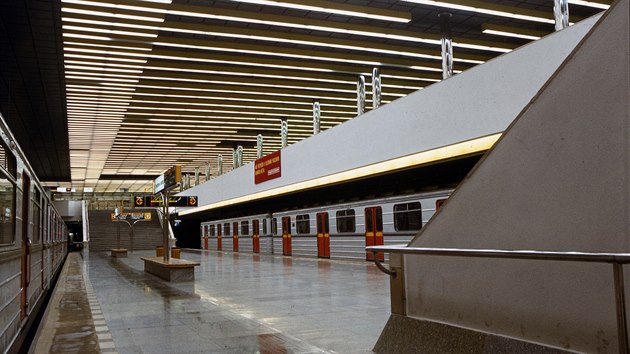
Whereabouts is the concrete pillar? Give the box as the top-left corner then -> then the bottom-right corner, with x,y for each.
357,75 -> 366,116
313,100 -> 321,134
280,119 -> 288,148
372,67 -> 381,109
256,134 -> 263,158
554,0 -> 570,31
439,12 -> 454,80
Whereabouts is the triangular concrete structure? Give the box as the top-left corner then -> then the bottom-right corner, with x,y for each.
396,0 -> 629,352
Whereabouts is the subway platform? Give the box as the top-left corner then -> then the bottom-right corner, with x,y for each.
30,248 -> 391,353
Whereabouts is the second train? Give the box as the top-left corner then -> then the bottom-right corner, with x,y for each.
199,190 -> 450,261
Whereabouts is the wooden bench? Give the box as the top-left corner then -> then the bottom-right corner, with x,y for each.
141,257 -> 200,282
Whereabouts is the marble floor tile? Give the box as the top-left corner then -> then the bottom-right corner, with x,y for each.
81,249 -> 391,353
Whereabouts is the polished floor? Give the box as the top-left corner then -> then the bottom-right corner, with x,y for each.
34,248 -> 392,353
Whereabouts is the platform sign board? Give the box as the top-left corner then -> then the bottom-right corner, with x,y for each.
111,212 -> 152,221
254,150 -> 281,184
154,175 -> 165,194
164,165 -> 181,191
135,195 -> 197,207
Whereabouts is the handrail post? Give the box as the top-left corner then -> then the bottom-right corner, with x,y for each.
372,251 -> 396,277
614,263 -> 629,354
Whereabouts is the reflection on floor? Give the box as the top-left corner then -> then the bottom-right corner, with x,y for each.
38,249 -> 391,353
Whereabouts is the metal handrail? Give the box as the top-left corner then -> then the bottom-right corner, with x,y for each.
366,245 -> 630,354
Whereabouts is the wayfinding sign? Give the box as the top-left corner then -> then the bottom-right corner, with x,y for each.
134,195 -> 197,207
111,212 -> 152,221
154,165 -> 181,194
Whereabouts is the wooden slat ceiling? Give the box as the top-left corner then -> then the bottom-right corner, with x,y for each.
13,0 -> 612,192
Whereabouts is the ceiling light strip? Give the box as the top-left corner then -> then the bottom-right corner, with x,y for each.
227,0 -> 411,23
60,0 -> 509,53
401,0 -> 554,24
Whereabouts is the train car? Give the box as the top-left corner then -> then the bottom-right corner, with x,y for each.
0,113 -> 67,354
201,213 -> 270,254
200,190 -> 450,261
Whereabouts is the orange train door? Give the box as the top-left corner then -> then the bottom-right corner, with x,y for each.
365,207 -> 383,261
21,174 -> 31,320
252,220 -> 260,253
232,222 -> 239,252
217,224 -> 222,251
316,212 -> 330,258
281,217 -> 291,256
204,226 -> 209,250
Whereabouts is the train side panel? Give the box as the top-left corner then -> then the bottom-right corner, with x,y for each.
0,113 -> 67,354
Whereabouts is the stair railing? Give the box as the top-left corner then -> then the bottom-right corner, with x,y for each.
367,245 -> 630,354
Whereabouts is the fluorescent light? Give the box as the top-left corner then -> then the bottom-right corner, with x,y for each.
567,0 -> 610,9
65,75 -> 139,83
62,33 -> 113,41
62,24 -> 158,38
481,23 -> 547,41
482,29 -> 540,40
65,64 -> 143,74
64,53 -> 148,64
228,0 -> 410,23
180,134 -> 501,215
401,0 -> 554,24
62,7 -> 165,22
102,83 -> 361,102
120,99 -> 354,115
63,42 -> 152,52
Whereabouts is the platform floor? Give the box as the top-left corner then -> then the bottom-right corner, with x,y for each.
32,248 -> 391,353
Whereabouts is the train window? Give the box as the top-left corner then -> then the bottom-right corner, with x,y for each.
0,141 -> 16,178
241,220 -> 249,235
336,209 -> 356,233
209,225 -> 215,237
271,218 -> 278,235
393,202 -> 422,231
262,219 -> 267,235
223,223 -> 230,236
296,214 -> 309,234
32,196 -> 41,243
0,174 -> 15,245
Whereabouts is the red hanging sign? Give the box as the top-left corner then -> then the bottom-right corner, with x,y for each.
254,150 -> 282,184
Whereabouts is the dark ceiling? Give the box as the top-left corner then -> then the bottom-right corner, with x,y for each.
0,0 -> 70,181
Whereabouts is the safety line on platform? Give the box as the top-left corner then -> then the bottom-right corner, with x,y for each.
82,256 -> 118,354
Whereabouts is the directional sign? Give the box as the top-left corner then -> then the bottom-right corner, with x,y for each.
135,195 -> 198,207
111,212 -> 152,221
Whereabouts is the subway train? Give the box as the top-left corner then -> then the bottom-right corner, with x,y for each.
200,190 -> 450,261
0,113 -> 67,354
